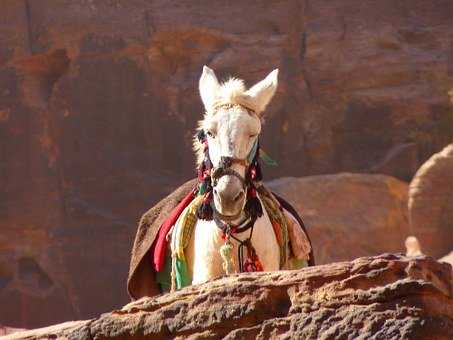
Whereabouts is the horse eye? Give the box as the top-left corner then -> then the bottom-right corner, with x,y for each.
207,130 -> 216,138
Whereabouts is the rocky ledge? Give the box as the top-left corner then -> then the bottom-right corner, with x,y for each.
5,254 -> 452,340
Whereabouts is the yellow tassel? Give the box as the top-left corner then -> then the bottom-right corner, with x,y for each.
220,241 -> 234,275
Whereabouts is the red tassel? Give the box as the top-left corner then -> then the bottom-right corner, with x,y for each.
243,256 -> 264,272
202,169 -> 211,180
252,167 -> 257,179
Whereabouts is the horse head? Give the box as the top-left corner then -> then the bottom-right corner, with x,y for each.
195,66 -> 279,219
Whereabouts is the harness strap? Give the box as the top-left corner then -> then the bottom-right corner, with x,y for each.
211,167 -> 246,187
213,213 -> 255,235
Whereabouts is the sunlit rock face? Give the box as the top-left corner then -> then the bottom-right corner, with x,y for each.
409,144 -> 453,259
6,255 -> 453,340
1,0 -> 453,328
267,173 -> 410,265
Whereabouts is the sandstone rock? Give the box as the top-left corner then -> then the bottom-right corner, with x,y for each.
405,236 -> 424,257
5,254 -> 453,339
370,143 -> 419,181
409,144 -> 453,259
267,173 -> 410,265
1,0 -> 453,328
0,326 -> 25,336
403,235 -> 452,268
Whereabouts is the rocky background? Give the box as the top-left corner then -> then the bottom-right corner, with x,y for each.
0,0 -> 452,330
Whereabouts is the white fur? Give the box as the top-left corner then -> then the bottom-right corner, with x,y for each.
244,69 -> 279,113
174,66 -> 281,285
199,66 -> 220,113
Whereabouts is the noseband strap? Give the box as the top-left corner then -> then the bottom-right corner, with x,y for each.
211,138 -> 258,188
211,156 -> 248,187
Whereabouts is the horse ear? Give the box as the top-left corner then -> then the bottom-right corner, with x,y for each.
199,65 -> 220,113
245,69 -> 278,114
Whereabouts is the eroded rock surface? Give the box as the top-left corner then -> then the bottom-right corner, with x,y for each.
409,144 -> 453,259
268,173 -> 410,265
5,254 -> 453,340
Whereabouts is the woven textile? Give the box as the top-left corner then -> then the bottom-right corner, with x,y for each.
169,186 -> 298,290
172,195 -> 204,260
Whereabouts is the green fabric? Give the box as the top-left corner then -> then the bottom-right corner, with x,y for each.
260,149 -> 278,166
175,258 -> 191,289
156,251 -> 172,292
288,258 -> 308,270
198,181 -> 207,195
247,139 -> 259,164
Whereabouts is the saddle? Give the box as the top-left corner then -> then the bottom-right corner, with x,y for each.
127,178 -> 315,300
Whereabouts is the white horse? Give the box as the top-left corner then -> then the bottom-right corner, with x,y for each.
171,66 -> 311,286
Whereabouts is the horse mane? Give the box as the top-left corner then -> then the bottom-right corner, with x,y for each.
193,77 -> 256,166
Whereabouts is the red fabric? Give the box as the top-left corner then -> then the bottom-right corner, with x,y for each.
153,189 -> 196,272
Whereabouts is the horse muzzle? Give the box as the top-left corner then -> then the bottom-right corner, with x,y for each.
211,156 -> 248,217
212,176 -> 246,216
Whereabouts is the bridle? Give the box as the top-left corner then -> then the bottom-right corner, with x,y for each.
206,102 -> 260,194
209,138 -> 259,221
195,106 -> 265,273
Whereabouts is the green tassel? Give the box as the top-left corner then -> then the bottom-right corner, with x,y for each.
156,250 -> 172,292
288,258 -> 308,270
260,149 -> 278,166
198,181 -> 207,195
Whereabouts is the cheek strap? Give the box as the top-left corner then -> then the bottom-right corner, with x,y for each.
247,139 -> 259,165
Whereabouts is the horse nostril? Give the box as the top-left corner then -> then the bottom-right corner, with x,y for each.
213,188 -> 218,196
234,190 -> 245,202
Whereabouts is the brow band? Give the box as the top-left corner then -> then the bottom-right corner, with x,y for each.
212,103 -> 256,116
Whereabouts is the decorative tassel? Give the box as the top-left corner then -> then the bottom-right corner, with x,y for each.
244,187 -> 263,219
198,181 -> 208,195
196,129 -> 206,142
254,161 -> 263,182
260,148 -> 278,166
220,241 -> 234,275
243,256 -> 264,272
242,241 -> 264,272
170,254 -> 177,292
204,156 -> 212,170
247,141 -> 263,183
196,192 -> 213,220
